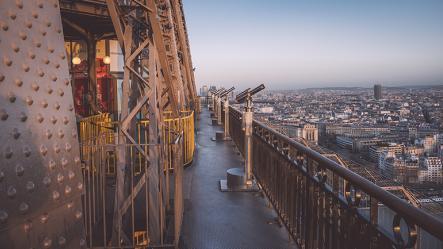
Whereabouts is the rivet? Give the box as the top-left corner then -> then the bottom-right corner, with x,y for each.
43,176 -> 51,186
43,58 -> 49,64
11,43 -> 19,52
22,64 -> 30,72
58,236 -> 66,246
14,79 -> 23,87
55,63 -> 60,69
0,210 -> 8,223
8,92 -> 16,102
65,143 -> 72,152
12,128 -> 20,139
43,237 -> 52,248
54,3 -> 59,8
19,32 -> 27,40
65,185 -> 72,195
46,21 -> 52,27
72,129 -> 77,138
19,112 -> 27,122
0,74 -> 4,82
1,22 -> 8,31
58,89 -> 64,96
67,201 -> 74,209
54,102 -> 60,110
1,109 -> 9,120
48,159 -> 56,170
25,21 -> 32,29
46,86 -> 53,94
19,202 -> 29,214
32,12 -> 38,19
75,210 -> 82,219
24,220 -> 32,232
3,56 -> 12,66
37,113 -> 44,123
45,129 -> 52,139
7,186 -> 17,198
5,147 -> 13,158
48,47 -> 54,53
41,100 -> 48,108
28,51 -> 36,59
38,69 -> 44,77
64,79 -> 69,85
58,129 -> 64,138
50,116 -> 57,124
40,213 -> 49,223
8,92 -> 16,103
40,145 -> 48,155
61,157 -> 68,167
60,53 -> 66,59
68,104 -> 74,111
63,117 -> 69,124
77,182 -> 83,191
26,181 -> 35,192
9,11 -> 17,20
26,96 -> 33,105
31,82 -> 39,91
16,164 -> 25,176
68,170 -> 75,179
52,190 -> 60,200
38,2 -> 44,8
23,146 -> 31,157
74,156 -> 80,164
51,76 -> 57,81
57,173 -> 64,184
16,0 -> 23,9
53,144 -> 60,153
56,28 -> 62,34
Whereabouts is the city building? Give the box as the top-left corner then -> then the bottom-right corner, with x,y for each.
423,157 -> 443,184
374,84 -> 382,100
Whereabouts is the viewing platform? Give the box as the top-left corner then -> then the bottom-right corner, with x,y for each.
180,108 -> 296,249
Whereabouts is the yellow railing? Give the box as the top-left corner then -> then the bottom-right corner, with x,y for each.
79,111 -> 195,175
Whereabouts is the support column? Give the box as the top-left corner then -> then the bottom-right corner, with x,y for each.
223,97 -> 230,139
217,97 -> 222,125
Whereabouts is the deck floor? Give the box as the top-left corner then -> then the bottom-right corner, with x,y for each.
180,108 -> 297,249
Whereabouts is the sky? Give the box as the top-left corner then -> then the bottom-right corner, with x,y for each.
182,0 -> 443,90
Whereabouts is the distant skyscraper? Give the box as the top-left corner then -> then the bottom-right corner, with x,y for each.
200,85 -> 209,96
374,84 -> 382,100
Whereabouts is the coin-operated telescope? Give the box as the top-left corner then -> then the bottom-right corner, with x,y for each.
220,84 -> 265,192
214,87 -> 235,141
212,88 -> 224,124
209,88 -> 224,123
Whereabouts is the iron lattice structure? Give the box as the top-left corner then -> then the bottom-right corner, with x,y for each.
0,0 -> 197,248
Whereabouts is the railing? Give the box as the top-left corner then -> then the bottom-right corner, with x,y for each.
79,111 -> 195,174
229,107 -> 443,249
78,111 -> 194,248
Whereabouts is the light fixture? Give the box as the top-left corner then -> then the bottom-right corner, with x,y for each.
103,56 -> 111,65
72,56 -> 81,65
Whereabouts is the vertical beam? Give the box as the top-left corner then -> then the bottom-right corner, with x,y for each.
106,0 -> 125,51
147,0 -> 180,116
111,25 -> 133,246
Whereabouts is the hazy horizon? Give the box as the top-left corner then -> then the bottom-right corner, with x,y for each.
183,0 -> 443,90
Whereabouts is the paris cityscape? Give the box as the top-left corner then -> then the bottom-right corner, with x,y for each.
1,0 -> 443,248
201,84 -> 443,224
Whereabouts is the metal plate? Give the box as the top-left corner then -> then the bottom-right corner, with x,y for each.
0,1 -> 85,248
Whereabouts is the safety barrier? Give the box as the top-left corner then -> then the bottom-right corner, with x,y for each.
79,111 -> 195,175
229,107 -> 443,249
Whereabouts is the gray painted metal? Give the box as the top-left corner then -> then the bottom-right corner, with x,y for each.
0,1 -> 85,248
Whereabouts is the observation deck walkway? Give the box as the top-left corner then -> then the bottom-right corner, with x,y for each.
180,108 -> 297,249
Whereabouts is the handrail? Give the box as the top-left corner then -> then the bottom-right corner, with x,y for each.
228,106 -> 443,246
252,117 -> 443,241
